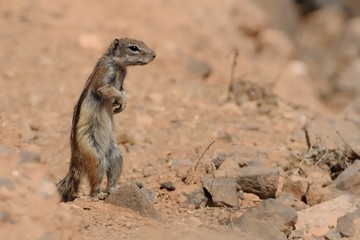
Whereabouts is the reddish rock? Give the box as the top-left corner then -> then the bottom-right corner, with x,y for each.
296,195 -> 357,238
306,183 -> 331,206
282,174 -> 311,200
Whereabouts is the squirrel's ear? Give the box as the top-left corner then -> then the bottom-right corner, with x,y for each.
111,39 -> 119,51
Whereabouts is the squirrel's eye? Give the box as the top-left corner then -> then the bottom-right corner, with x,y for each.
129,46 -> 139,52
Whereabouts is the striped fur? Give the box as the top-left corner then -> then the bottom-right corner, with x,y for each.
57,38 -> 156,202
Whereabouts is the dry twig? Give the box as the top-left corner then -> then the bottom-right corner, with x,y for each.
193,140 -> 216,171
227,48 -> 239,99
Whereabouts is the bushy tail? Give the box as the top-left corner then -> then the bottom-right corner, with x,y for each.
56,169 -> 80,202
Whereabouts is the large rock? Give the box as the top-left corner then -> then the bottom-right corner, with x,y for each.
305,119 -> 360,154
234,199 -> 297,240
237,166 -> 279,199
337,209 -> 360,238
305,119 -> 360,177
296,195 -> 358,238
335,160 -> 360,196
105,182 -> 161,220
202,176 -> 238,207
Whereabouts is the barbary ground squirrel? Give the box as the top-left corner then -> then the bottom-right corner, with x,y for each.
57,38 -> 156,202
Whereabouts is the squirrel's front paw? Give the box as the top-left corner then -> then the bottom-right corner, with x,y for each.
113,104 -> 125,114
113,92 -> 127,114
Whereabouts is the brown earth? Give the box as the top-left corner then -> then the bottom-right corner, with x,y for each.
1,0 -> 360,239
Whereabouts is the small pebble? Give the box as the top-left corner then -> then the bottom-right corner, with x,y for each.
160,181 -> 176,191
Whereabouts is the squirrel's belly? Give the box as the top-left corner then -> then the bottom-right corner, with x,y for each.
76,100 -> 114,157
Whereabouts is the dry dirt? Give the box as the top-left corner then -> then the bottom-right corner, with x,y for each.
1,0 -> 360,239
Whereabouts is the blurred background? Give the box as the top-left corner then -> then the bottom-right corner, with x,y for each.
1,0 -> 360,116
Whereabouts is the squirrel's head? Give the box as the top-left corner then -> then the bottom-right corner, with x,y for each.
108,38 -> 156,66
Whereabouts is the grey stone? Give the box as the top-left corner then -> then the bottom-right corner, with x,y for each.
335,160 -> 360,196
0,210 -> 16,224
160,182 -> 176,191
258,199 -> 298,235
141,187 -> 157,204
181,188 -> 207,209
233,199 -> 297,239
20,150 -> 41,164
212,153 -> 229,169
325,228 -> 342,240
236,166 -> 279,199
105,182 -> 161,220
337,209 -> 360,238
335,159 -> 360,185
0,177 -> 15,190
0,145 -> 17,155
202,175 -> 239,207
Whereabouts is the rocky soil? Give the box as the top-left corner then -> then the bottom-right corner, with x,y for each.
1,0 -> 360,239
